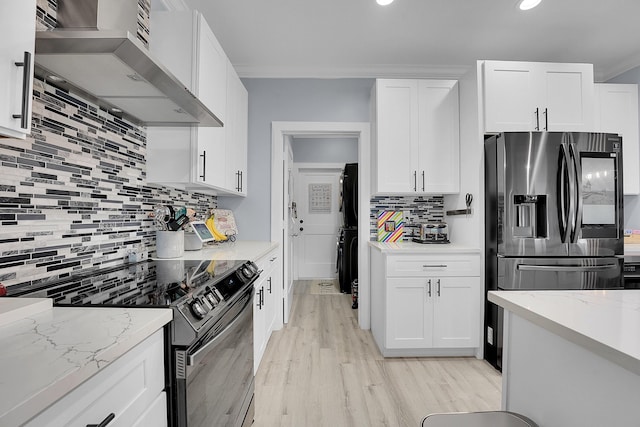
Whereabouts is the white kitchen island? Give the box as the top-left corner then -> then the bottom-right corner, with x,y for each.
488,290 -> 640,427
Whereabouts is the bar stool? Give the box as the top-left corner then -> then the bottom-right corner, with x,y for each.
422,411 -> 538,427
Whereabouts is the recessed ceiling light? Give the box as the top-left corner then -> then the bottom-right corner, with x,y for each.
377,0 -> 394,5
518,0 -> 542,10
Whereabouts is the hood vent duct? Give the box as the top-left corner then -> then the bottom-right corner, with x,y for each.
34,0 -> 222,127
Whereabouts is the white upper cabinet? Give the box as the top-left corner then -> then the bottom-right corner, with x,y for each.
194,13 -> 227,122
595,83 -> 640,195
0,0 -> 36,139
150,10 -> 226,121
225,60 -> 249,195
372,79 -> 460,194
147,10 -> 248,196
482,60 -> 595,133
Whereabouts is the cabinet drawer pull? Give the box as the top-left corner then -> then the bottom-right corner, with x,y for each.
422,264 -> 447,268
12,51 -> 31,129
86,413 -> 115,427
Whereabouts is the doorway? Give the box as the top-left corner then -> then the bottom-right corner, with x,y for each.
292,164 -> 343,280
271,122 -> 371,329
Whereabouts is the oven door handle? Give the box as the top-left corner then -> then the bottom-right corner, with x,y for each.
187,292 -> 252,367
516,264 -> 618,272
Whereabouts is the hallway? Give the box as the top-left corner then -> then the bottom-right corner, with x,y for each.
254,282 -> 501,427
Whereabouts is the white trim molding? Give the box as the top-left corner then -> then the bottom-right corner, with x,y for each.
271,121 -> 371,329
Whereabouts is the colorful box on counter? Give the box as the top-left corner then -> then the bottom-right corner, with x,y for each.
377,210 -> 404,242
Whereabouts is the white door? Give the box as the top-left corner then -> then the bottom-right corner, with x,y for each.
283,140 -> 295,323
482,61 -> 538,132
375,79 -> 419,192
294,165 -> 342,279
432,277 -> 480,348
540,62 -> 594,132
386,278 -> 432,349
417,80 -> 460,193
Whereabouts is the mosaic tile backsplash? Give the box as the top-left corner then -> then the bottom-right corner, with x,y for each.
0,0 -> 216,291
0,80 -> 216,291
370,195 -> 445,241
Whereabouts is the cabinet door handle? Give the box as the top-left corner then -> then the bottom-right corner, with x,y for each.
427,279 -> 431,298
12,51 -> 31,129
421,171 -> 425,192
543,107 -> 548,131
256,289 -> 262,309
437,279 -> 441,297
267,277 -> 272,293
413,171 -> 417,191
422,264 -> 447,268
534,107 -> 540,131
240,170 -> 244,192
86,413 -> 115,427
199,151 -> 206,180
261,287 -> 265,306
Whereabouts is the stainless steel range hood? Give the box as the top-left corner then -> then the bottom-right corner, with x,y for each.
34,0 -> 222,127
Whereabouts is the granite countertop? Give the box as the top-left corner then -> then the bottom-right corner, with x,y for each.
488,290 -> 640,375
154,240 -> 279,262
368,241 -> 480,254
0,302 -> 172,426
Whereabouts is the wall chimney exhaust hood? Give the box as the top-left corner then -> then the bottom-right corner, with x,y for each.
34,0 -> 223,127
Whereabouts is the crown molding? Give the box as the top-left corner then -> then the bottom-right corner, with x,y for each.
234,64 -> 471,79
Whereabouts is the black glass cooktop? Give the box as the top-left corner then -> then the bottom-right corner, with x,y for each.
8,258 -> 247,307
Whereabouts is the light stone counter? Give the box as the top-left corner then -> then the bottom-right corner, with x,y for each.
489,290 -> 640,374
155,240 -> 279,262
0,303 -> 172,426
368,241 -> 480,254
488,290 -> 640,426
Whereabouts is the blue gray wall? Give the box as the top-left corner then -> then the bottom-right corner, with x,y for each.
217,79 -> 374,241
607,65 -> 640,230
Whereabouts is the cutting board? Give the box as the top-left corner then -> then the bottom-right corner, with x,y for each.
377,210 -> 404,242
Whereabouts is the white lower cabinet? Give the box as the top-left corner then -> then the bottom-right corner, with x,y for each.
253,248 -> 281,373
371,249 -> 480,357
25,329 -> 166,427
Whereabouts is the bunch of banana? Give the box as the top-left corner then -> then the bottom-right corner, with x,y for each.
205,215 -> 228,241
206,259 -> 216,274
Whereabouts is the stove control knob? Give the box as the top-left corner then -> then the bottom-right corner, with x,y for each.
241,267 -> 252,279
190,299 -> 208,320
204,292 -> 218,308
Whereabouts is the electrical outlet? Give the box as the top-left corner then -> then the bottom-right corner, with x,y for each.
487,326 -> 494,345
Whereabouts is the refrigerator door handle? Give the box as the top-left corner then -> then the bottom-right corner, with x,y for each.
558,143 -> 571,242
569,143 -> 583,243
517,264 -> 618,272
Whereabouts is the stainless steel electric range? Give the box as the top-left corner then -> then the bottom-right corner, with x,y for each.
9,258 -> 260,427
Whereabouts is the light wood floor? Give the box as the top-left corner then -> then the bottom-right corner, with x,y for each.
254,281 -> 502,427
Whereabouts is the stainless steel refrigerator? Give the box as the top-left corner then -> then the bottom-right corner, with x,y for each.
484,132 -> 624,370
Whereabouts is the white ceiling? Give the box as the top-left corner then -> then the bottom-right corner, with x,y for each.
183,0 -> 640,81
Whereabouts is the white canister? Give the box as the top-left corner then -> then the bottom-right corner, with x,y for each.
156,230 -> 185,259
